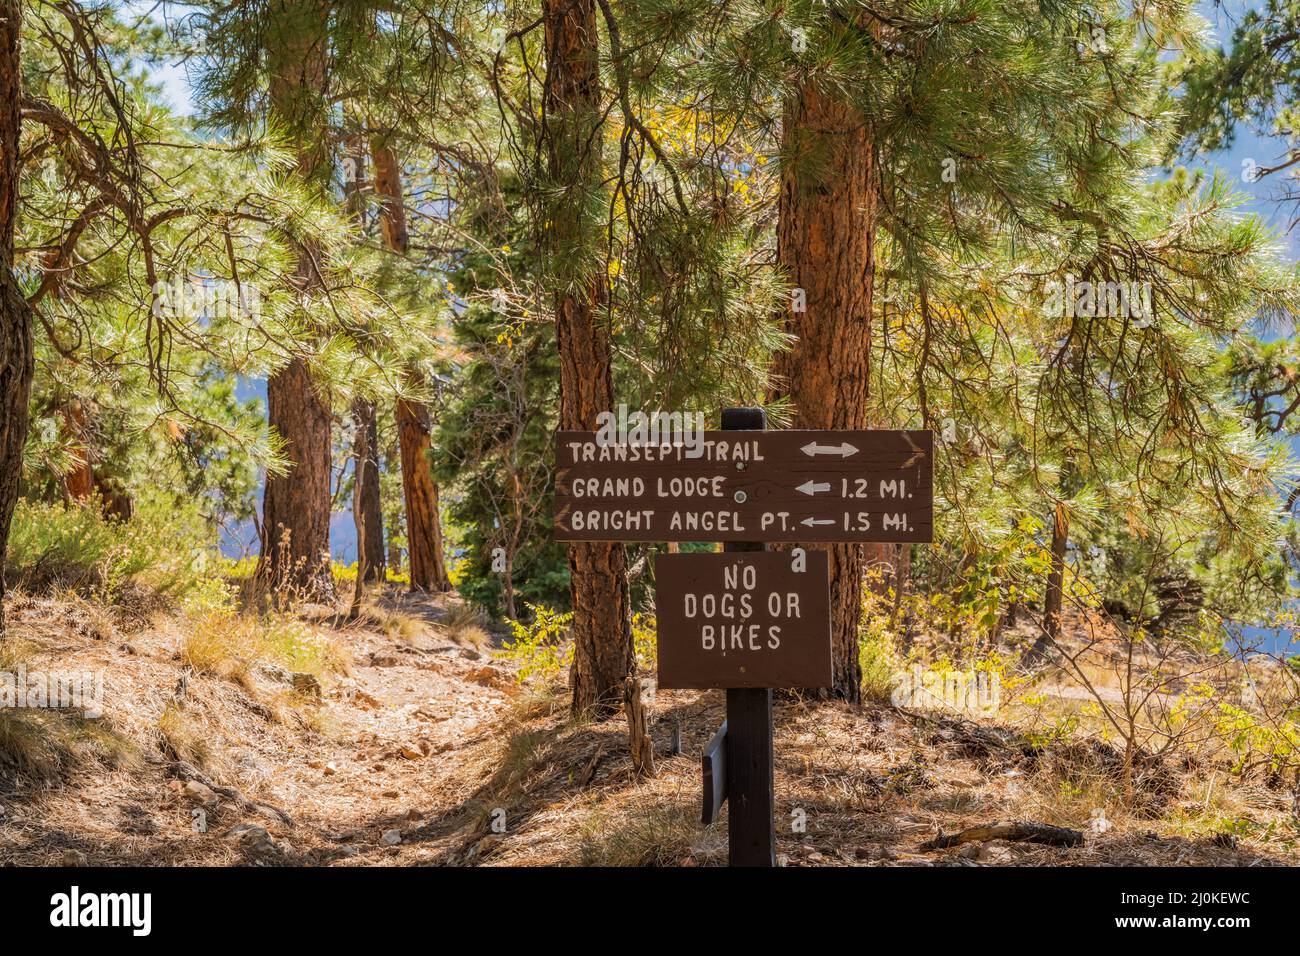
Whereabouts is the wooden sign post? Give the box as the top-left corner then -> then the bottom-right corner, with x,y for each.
553,407 -> 932,866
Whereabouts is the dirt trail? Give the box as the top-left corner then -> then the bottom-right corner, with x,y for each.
280,590 -> 518,863
0,587 -> 519,866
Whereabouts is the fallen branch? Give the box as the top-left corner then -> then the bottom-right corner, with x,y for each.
172,761 -> 294,828
577,744 -> 605,788
921,820 -> 1083,851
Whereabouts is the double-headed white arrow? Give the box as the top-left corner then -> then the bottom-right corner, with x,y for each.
796,480 -> 831,496
801,441 -> 858,458
800,516 -> 835,527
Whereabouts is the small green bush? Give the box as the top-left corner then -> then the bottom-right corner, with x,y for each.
5,496 -> 228,609
497,603 -> 573,684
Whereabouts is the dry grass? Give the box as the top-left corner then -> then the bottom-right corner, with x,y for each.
0,708 -> 139,783
340,601 -> 415,639
578,801 -> 701,866
442,603 -> 492,650
181,610 -> 350,687
0,635 -> 139,783
371,608 -> 427,645
156,702 -> 215,770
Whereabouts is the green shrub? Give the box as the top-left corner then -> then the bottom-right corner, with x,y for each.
497,603 -> 573,684
632,612 -> 656,668
6,496 -> 228,609
860,630 -> 899,704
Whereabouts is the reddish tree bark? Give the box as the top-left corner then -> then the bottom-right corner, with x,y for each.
59,399 -> 94,502
92,472 -> 132,521
370,136 -> 451,592
769,80 -> 879,702
395,397 -> 450,591
259,356 -> 335,599
544,0 -> 632,716
351,398 -> 385,581
0,0 -> 34,637
370,138 -> 409,253
254,0 -> 336,601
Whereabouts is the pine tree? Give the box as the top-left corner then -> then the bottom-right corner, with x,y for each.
340,130 -> 385,582
0,0 -> 33,638
371,134 -> 452,593
540,0 -> 633,715
252,0 -> 335,600
769,19 -> 880,701
434,178 -> 569,620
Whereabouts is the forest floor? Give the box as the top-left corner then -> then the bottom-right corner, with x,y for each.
1,584 -> 1297,867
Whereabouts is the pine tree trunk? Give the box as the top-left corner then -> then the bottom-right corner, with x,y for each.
59,399 -> 94,502
395,397 -> 450,591
1024,501 -> 1068,666
350,395 -> 375,615
260,357 -> 335,599
0,0 -> 33,638
770,81 -> 877,703
369,138 -> 409,254
92,472 -> 132,521
339,124 -> 383,582
544,0 -> 632,717
255,0 -> 335,602
351,397 -> 385,581
370,136 -> 451,593
1044,501 -> 1069,642
387,530 -> 403,575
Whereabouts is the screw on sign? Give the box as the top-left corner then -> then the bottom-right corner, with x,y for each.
554,407 -> 934,866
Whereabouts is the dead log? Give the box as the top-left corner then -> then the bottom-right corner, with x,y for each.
921,819 -> 1083,851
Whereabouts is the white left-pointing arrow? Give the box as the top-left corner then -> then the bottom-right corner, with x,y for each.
800,516 -> 835,527
796,480 -> 831,496
801,441 -> 859,458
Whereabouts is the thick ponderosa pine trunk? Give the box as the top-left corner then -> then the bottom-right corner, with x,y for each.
352,398 -> 385,581
394,397 -> 450,591
544,0 -> 632,716
255,0 -> 335,601
371,137 -> 451,592
770,82 -> 878,703
0,0 -> 33,638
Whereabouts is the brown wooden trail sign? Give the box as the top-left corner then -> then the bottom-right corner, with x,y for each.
552,408 -> 933,866
655,550 -> 831,690
554,429 -> 931,543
